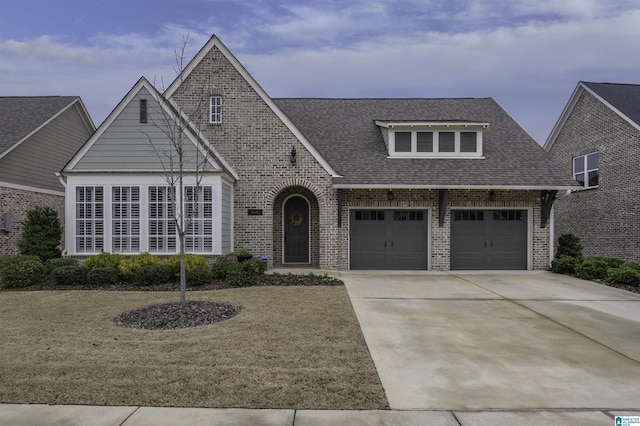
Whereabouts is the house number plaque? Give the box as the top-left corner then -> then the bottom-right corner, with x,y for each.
247,209 -> 263,216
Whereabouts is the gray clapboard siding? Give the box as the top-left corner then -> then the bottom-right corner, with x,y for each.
73,88 -> 212,171
221,182 -> 233,253
0,104 -> 92,191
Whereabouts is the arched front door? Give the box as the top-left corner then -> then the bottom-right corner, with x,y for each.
283,195 -> 310,263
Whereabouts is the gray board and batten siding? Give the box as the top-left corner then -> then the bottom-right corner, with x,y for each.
221,181 -> 233,253
71,88 -> 212,172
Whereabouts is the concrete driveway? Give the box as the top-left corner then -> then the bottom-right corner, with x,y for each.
343,271 -> 640,414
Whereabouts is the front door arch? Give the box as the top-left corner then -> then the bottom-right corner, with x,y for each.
283,195 -> 310,263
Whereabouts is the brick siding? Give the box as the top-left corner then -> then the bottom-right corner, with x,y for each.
0,186 -> 65,258
548,90 -> 640,262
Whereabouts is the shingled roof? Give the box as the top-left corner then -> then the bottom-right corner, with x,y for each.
273,97 -> 575,189
582,82 -> 640,127
0,96 -> 81,155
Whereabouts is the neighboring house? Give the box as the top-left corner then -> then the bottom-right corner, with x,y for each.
61,35 -> 575,270
545,82 -> 640,262
0,97 -> 95,257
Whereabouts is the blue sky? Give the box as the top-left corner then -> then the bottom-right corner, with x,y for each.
1,0 -> 639,144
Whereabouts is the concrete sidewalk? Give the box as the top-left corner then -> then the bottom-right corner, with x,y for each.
1,403 -> 636,425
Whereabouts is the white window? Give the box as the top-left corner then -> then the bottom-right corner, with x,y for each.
112,186 -> 140,253
185,186 -> 214,252
376,121 -> 487,158
210,96 -> 222,124
573,152 -> 599,189
75,186 -> 104,253
148,186 -> 176,252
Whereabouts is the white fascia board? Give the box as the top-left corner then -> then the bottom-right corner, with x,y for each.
581,84 -> 640,133
375,120 -> 490,129
543,83 -> 584,151
164,35 -> 341,178
332,183 -> 579,191
0,97 -> 90,161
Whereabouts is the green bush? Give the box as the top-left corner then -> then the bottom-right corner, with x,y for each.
590,257 -> 626,269
118,253 -> 161,282
135,264 -> 174,286
556,234 -> 582,258
167,253 -> 209,277
551,255 -> 581,275
51,266 -> 86,286
18,206 -> 62,262
625,262 -> 640,273
575,257 -> 609,280
45,257 -> 79,274
83,252 -> 124,272
0,255 -> 46,288
187,267 -> 213,286
87,267 -> 120,286
227,257 -> 266,287
606,266 -> 640,286
210,256 -> 237,279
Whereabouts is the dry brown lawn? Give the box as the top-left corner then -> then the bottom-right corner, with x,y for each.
0,287 -> 388,409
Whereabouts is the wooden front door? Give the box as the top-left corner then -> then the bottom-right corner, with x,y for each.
284,196 -> 310,263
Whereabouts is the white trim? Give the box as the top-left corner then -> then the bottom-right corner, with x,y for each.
347,207 -> 431,271
163,35 -> 341,178
549,204 -> 555,267
282,194 -> 311,265
388,128 -> 484,158
0,181 -> 64,196
375,120 -> 490,128
0,98 -> 95,161
333,184 -> 578,191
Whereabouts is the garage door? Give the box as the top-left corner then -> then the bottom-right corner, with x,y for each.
350,210 -> 428,270
450,210 -> 527,270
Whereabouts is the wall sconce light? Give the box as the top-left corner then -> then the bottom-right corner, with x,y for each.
290,145 -> 297,165
387,190 -> 396,201
489,190 -> 496,202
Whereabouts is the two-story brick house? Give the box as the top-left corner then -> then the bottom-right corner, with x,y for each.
545,82 -> 640,262
61,35 -> 575,270
0,96 -> 94,257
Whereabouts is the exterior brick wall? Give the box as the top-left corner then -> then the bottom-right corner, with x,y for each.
169,46 -> 338,269
339,189 -> 549,270
0,186 -> 65,258
548,90 -> 640,262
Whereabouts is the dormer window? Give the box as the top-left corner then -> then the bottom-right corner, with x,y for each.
376,121 -> 487,158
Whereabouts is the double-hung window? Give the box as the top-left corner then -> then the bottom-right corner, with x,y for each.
148,186 -> 177,252
573,152 -> 599,189
75,186 -> 104,252
112,186 -> 140,253
210,96 -> 222,124
185,185 -> 214,252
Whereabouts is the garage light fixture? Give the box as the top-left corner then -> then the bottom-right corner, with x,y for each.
387,190 -> 396,201
489,190 -> 496,202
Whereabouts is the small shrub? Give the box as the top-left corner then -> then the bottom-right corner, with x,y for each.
227,257 -> 266,287
187,267 -> 213,286
556,234 -> 582,258
51,266 -> 86,286
18,206 -> 62,262
87,267 -> 120,286
590,257 -> 626,269
575,257 -> 609,280
167,253 -> 210,277
211,256 -> 237,279
551,255 -> 581,275
135,264 -> 174,286
45,257 -> 79,274
83,252 -> 124,272
628,262 -> 640,273
0,255 -> 46,288
606,266 -> 640,286
118,253 -> 161,282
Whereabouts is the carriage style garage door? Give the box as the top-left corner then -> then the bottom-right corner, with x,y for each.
350,210 -> 428,270
450,210 -> 528,270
